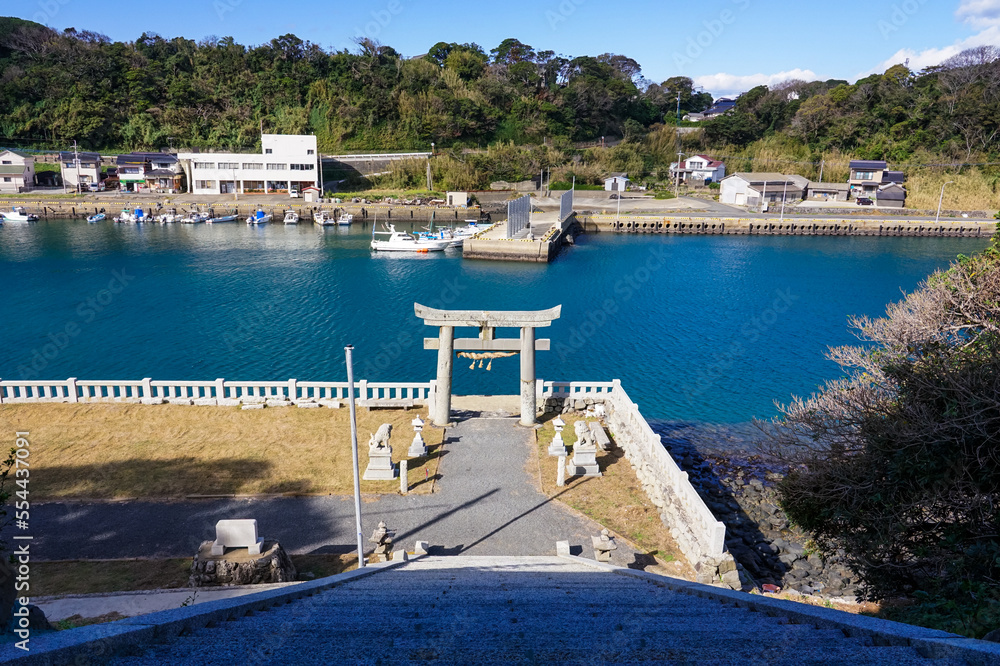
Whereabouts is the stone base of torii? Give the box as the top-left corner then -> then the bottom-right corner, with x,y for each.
414,304 -> 562,427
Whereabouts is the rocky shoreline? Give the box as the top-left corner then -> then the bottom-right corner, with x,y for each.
653,421 -> 862,601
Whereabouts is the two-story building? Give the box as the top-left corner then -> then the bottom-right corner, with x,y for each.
670,155 -> 726,184
145,154 -> 184,193
848,160 -> 905,200
59,151 -> 103,192
117,153 -> 152,192
0,150 -> 35,193
177,134 -> 320,196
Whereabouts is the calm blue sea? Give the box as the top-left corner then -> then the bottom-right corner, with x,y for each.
0,220 -> 989,425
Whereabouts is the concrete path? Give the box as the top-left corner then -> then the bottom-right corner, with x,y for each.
33,418 -> 644,566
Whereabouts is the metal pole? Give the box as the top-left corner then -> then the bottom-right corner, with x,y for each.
344,345 -> 365,567
73,140 -> 81,194
935,181 -> 954,224
780,180 -> 787,222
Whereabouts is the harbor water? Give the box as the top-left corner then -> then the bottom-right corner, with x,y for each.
0,220 -> 989,435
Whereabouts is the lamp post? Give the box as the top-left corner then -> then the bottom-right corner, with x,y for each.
344,345 -> 365,567
935,181 -> 955,224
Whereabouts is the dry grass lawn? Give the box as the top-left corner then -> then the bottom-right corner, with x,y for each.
0,404 -> 443,499
534,414 -> 695,579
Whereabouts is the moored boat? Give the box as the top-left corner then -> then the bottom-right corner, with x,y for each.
336,213 -> 353,226
87,213 -> 106,223
0,206 -> 39,222
371,224 -> 451,252
209,212 -> 239,223
283,210 -> 299,225
247,209 -> 272,225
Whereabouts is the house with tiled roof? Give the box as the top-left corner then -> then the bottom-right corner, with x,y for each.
0,149 -> 35,193
670,155 -> 726,184
719,172 -> 806,207
848,160 -> 905,200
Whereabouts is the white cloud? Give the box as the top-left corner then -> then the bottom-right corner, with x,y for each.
860,24 -> 1000,77
956,0 -> 1000,27
693,69 -> 819,98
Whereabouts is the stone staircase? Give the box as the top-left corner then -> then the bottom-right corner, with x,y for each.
104,557 -> 974,665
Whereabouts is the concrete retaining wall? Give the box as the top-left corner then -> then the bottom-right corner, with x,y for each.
582,215 -> 996,237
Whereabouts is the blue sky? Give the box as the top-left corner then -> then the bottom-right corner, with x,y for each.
11,0 -> 1000,97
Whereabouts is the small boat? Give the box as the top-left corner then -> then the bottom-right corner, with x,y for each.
336,213 -> 353,226
209,213 -> 239,223
1,206 -> 39,222
86,213 -> 106,223
181,212 -> 209,224
371,224 -> 451,252
283,210 -> 299,225
315,211 -> 335,226
115,207 -> 146,224
247,209 -> 272,225
416,227 -> 463,248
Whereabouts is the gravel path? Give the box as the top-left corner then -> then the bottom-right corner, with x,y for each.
33,418 -> 642,566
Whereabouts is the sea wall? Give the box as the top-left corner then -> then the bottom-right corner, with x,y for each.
580,215 -> 996,237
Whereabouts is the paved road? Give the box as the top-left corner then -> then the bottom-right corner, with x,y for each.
32,418 -> 643,567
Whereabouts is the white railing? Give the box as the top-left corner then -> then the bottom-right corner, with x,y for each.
604,380 -> 726,562
0,378 -> 431,406
539,378 -> 725,564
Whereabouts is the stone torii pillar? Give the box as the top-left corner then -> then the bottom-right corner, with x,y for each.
415,304 -> 561,427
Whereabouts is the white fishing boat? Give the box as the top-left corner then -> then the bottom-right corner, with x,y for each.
115,207 -> 147,224
247,209 -> 271,225
181,212 -> 209,224
336,213 -> 353,226
371,224 -> 451,252
314,211 -> 335,226
283,210 -> 299,225
86,213 -> 106,223
209,212 -> 239,223
0,206 -> 39,222
155,212 -> 181,224
416,227 -> 463,248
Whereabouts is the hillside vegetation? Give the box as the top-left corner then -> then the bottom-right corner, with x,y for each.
1,18 -> 998,205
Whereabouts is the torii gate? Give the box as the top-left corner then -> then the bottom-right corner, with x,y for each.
415,304 -> 562,427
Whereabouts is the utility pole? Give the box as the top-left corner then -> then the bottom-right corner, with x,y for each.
780,179 -> 788,222
73,140 -> 81,194
936,181 -> 955,224
345,345 -> 365,567
818,159 -> 825,183
674,90 -> 683,200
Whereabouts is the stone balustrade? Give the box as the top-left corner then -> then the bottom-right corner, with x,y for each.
0,377 -> 433,407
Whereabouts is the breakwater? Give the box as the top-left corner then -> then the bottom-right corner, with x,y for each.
581,215 -> 995,237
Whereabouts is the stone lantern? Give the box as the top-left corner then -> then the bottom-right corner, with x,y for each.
548,416 -> 568,457
408,415 -> 427,458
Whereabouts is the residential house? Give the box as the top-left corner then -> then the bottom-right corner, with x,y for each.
719,173 -> 806,207
0,150 -> 35,193
848,160 -> 905,199
116,153 -> 151,192
807,182 -> 851,202
59,151 -> 102,192
670,155 -> 726,184
876,183 -> 907,208
604,173 -> 630,192
685,97 -> 738,122
177,134 -> 320,196
145,153 -> 184,193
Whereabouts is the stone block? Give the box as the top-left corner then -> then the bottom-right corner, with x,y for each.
414,541 -> 429,555
211,519 -> 263,556
140,398 -> 165,405
265,399 -> 292,408
168,398 -> 193,406
241,404 -> 265,410
556,541 -> 571,556
297,402 -> 321,409
193,398 -> 218,407
242,397 -> 266,405
318,400 -> 342,409
217,399 -> 241,407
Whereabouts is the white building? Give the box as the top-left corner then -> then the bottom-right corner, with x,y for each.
719,173 -> 805,207
59,151 -> 103,192
671,155 -> 726,184
604,173 -> 630,192
0,150 -> 35,193
178,134 -> 320,196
